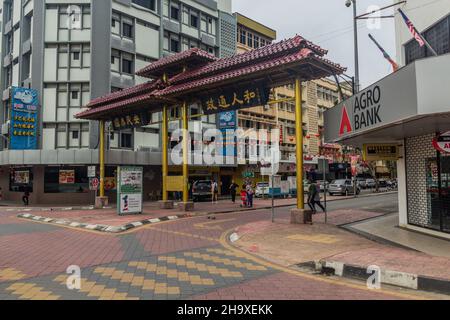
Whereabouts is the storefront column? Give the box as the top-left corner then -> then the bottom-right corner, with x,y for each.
180,101 -> 194,211
95,120 -> 108,208
295,78 -> 305,210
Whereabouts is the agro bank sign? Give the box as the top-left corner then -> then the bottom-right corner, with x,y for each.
324,64 -> 419,142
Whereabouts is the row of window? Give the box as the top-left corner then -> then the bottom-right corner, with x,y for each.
237,26 -> 272,49
405,14 -> 450,65
163,31 -> 215,54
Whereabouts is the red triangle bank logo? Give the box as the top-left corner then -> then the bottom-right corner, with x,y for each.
339,105 -> 353,136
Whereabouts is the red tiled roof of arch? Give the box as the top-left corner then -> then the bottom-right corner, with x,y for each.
86,81 -> 160,109
76,92 -> 165,119
169,35 -> 326,85
136,47 -> 218,78
155,48 -> 346,97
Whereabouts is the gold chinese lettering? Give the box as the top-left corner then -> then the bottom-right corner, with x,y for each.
218,96 -> 231,109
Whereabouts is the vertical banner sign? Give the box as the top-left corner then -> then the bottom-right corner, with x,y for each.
117,166 -> 143,215
218,111 -> 237,159
350,156 -> 360,177
10,87 -> 39,150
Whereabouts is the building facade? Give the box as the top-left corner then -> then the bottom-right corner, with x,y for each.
234,13 -> 352,185
0,0 -> 236,204
325,1 -> 450,238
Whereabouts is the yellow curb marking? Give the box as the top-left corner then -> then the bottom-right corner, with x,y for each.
6,282 -> 60,300
286,234 -> 340,244
53,274 -> 139,300
0,268 -> 27,282
184,252 -> 267,271
194,218 -> 236,230
219,228 -> 437,301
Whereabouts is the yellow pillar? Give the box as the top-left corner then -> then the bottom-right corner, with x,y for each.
162,106 -> 169,201
182,102 -> 189,203
295,78 -> 304,210
99,120 -> 105,198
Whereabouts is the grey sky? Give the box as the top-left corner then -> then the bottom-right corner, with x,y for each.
232,0 -> 397,88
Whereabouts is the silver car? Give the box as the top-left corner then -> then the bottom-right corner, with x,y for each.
328,179 -> 361,196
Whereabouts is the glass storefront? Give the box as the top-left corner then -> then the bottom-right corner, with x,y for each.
44,166 -> 89,193
425,154 -> 450,233
9,167 -> 34,193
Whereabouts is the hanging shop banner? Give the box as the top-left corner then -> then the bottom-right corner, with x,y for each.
433,131 -> 450,153
350,156 -> 360,177
59,170 -> 75,184
363,144 -> 399,161
201,84 -> 270,115
117,166 -> 143,215
10,87 -> 39,150
112,113 -> 149,131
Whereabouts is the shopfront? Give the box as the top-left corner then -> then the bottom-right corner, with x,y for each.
325,53 -> 450,237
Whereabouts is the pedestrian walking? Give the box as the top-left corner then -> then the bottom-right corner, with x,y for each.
211,180 -> 219,204
246,184 -> 254,208
313,183 -> 326,213
22,187 -> 30,206
229,181 -> 239,203
240,184 -> 248,208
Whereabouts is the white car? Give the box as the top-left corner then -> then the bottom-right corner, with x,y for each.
255,182 -> 269,198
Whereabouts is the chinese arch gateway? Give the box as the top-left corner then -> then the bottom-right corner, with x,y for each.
76,35 -> 346,211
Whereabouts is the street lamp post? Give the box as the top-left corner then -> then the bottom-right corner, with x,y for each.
346,0 -> 360,93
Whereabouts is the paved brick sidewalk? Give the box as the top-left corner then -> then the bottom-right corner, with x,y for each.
231,212 -> 450,282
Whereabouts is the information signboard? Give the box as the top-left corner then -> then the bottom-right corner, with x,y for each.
10,87 -> 39,150
363,144 -> 399,161
117,166 -> 143,215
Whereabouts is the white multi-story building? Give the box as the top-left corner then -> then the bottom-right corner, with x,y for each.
0,0 -> 236,204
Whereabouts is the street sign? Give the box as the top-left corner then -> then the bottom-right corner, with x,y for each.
89,177 -> 99,191
88,166 -> 96,178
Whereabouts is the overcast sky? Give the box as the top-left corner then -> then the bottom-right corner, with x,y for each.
232,0 -> 397,88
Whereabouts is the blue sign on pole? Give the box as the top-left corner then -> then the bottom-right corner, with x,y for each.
218,111 -> 237,158
10,87 -> 39,150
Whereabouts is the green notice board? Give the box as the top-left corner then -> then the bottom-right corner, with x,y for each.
117,166 -> 143,215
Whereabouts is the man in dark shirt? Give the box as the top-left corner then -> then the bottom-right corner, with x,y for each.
229,181 -> 239,203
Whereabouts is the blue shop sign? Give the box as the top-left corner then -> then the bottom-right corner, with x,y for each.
10,87 -> 39,150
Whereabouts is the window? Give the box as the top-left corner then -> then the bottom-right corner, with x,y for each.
72,130 -> 79,139
122,22 -> 133,38
191,14 -> 198,28
170,38 -> 180,53
122,57 -> 133,74
71,91 -> 79,100
405,14 -> 450,65
132,0 -> 156,11
73,52 -> 80,60
44,166 -> 89,194
171,6 -> 179,21
120,132 -> 133,149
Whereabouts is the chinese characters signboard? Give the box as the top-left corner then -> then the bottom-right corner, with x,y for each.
117,166 -> 143,215
201,84 -> 269,115
10,87 -> 39,150
112,113 -> 149,131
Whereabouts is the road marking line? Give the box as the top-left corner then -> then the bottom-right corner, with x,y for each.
194,218 -> 236,230
184,252 -> 267,271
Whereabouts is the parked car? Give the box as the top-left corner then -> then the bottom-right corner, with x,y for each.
378,179 -> 388,188
255,182 -> 269,198
192,180 -> 212,201
328,179 -> 361,196
365,178 -> 376,189
356,178 -> 367,189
